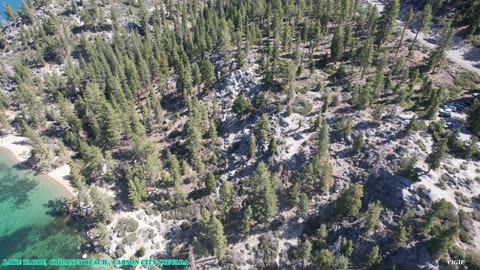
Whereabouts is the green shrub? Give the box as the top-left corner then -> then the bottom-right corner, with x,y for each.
448,245 -> 465,259
292,98 -> 313,115
399,156 -> 419,181
114,217 -> 139,235
466,250 -> 480,269
454,71 -> 480,88
232,94 -> 252,115
122,232 -> 138,245
136,246 -> 147,257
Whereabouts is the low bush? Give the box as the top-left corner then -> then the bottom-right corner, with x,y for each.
292,98 -> 313,115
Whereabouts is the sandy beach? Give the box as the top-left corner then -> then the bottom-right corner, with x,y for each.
0,133 -> 75,197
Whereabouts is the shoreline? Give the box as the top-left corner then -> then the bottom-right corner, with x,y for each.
0,133 -> 76,198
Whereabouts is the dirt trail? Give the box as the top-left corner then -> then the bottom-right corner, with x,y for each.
404,30 -> 480,74
366,0 -> 480,73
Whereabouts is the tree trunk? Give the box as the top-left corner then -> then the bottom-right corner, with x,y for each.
395,23 -> 409,58
431,48 -> 445,73
408,30 -> 420,57
376,38 -> 382,50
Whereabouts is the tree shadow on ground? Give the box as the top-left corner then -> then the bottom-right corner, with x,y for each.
44,197 -> 69,217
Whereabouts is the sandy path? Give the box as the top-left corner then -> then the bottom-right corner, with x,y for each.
366,0 -> 480,73
404,30 -> 480,73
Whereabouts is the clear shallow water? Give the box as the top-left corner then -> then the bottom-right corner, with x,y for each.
0,0 -> 22,21
0,150 -> 89,270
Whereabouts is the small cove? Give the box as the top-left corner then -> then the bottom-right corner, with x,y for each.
0,149 -> 90,270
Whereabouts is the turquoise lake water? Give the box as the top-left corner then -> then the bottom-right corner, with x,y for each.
0,150 -> 90,269
1,0 -> 22,21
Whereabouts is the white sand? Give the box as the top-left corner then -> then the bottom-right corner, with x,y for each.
0,133 -> 31,162
0,133 -> 75,196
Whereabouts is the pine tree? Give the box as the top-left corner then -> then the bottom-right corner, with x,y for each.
296,64 -> 304,80
178,64 -> 193,96
220,181 -> 234,217
236,47 -> 246,69
308,55 -> 315,76
69,161 -> 85,190
353,133 -> 365,153
366,246 -> 382,267
318,119 -> 330,156
128,178 -> 141,208
3,3 -> 18,21
352,84 -> 373,109
168,152 -> 182,189
201,59 -> 216,90
330,24 -> 345,62
465,0 -> 480,35
317,224 -> 328,244
315,249 -> 334,269
340,238 -> 353,257
251,162 -> 278,223
392,223 -> 409,250
304,154 -> 333,192
192,62 -> 201,86
358,37 -> 374,79
283,60 -> 297,90
409,4 -> 433,57
336,183 -> 364,217
406,115 -> 419,134
466,136 -> 478,159
167,152 -> 186,205
144,150 -> 162,187
209,119 -> 218,142
425,87 -> 445,120
267,136 -> 278,156
211,216 -> 228,260
247,133 -> 257,159
43,15 -> 60,36
174,182 -> 187,207
79,142 -> 104,179
255,114 -> 271,145
395,7 -> 414,57
340,0 -> 353,21
205,172 -> 216,194
19,0 -> 34,21
199,208 -> 211,231
333,255 -> 351,270
297,192 -> 309,218
218,18 -> 232,56
400,155 -> 419,180
289,182 -> 301,207
344,25 -> 353,52
304,153 -> 333,192
99,101 -> 121,149
365,5 -> 379,37
302,239 -> 312,266
322,95 -> 330,113
468,100 -> 480,136
365,201 -> 382,232
426,139 -> 449,171
232,94 -> 252,115
375,0 -> 400,47
243,205 -> 253,236
90,187 -> 113,222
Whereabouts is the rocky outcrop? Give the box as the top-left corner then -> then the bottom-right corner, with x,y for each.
379,241 -> 436,270
364,169 -> 418,211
